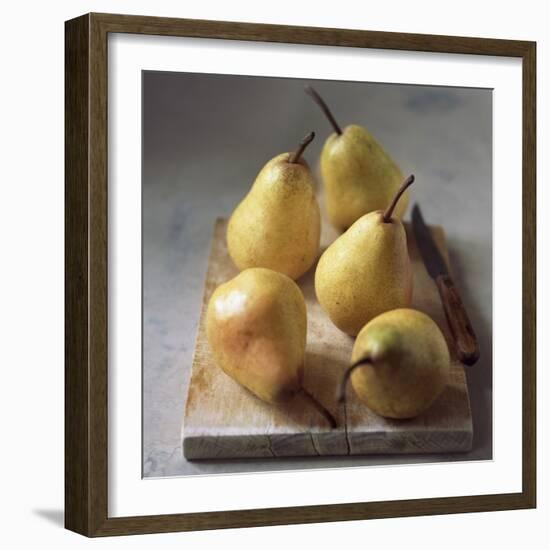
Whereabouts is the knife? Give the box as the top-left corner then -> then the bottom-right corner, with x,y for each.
412,204 -> 480,366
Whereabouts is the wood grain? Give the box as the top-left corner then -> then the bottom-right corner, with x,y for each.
65,13 -> 110,536
435,274 -> 480,365
183,219 -> 473,460
65,14 -> 91,535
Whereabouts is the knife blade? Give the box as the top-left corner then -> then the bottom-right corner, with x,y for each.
412,204 -> 480,366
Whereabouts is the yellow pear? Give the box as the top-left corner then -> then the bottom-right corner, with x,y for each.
306,86 -> 408,230
227,132 -> 321,280
315,175 -> 414,336
206,267 -> 336,427
337,308 -> 451,419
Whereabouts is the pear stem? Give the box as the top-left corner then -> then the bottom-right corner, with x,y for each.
288,131 -> 315,164
305,86 -> 342,135
300,387 -> 337,429
382,174 -> 415,223
336,357 -> 373,404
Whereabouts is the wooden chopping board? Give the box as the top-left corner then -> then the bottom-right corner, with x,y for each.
183,218 -> 473,460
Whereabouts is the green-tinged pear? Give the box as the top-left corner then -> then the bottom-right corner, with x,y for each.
337,308 -> 450,419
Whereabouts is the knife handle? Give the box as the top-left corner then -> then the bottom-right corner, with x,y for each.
435,274 -> 480,366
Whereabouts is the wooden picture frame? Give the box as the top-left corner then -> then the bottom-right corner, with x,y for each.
65,12 -> 536,536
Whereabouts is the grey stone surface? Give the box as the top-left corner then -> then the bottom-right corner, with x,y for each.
142,72 -> 492,478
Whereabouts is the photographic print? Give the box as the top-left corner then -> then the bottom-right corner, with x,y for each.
65,13 -> 535,535
142,72 -> 492,477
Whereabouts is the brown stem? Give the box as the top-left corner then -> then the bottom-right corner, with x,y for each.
336,357 -> 373,404
382,174 -> 415,223
305,86 -> 342,135
300,387 -> 337,429
288,131 -> 315,164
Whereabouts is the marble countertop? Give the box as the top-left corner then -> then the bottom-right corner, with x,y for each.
142,72 -> 492,477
